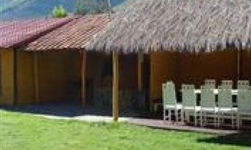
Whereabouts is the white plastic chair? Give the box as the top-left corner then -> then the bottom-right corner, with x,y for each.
221,80 -> 233,89
237,89 -> 251,129
181,84 -> 200,126
218,86 -> 237,129
238,80 -> 250,89
162,81 -> 182,123
205,79 -> 216,89
200,85 -> 218,127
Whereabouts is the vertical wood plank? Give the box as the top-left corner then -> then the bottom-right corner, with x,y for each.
13,49 -> 18,105
81,51 -> 87,106
34,52 -> 39,103
138,53 -> 143,92
237,50 -> 240,80
113,51 -> 119,122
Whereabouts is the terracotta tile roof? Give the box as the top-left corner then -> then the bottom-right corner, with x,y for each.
24,15 -> 110,51
0,18 -> 72,48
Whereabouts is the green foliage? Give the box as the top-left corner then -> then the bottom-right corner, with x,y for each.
52,5 -> 68,18
74,0 -> 108,15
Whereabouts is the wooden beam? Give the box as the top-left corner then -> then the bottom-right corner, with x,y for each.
138,53 -> 143,92
34,52 -> 39,103
81,51 -> 87,106
112,51 -> 119,122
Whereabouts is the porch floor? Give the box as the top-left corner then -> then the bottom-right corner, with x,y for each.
128,118 -> 247,135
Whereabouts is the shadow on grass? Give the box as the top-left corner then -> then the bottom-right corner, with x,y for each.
0,100 -> 141,118
198,133 -> 251,148
0,100 -> 112,117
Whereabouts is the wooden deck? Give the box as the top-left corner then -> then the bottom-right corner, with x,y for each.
128,118 -> 243,135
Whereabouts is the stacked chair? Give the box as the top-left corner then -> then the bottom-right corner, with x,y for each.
162,81 -> 182,122
200,85 -> 218,127
238,80 -> 250,89
162,80 -> 251,129
204,79 -> 216,88
181,84 -> 201,126
221,80 -> 233,89
217,85 -> 237,129
237,80 -> 251,129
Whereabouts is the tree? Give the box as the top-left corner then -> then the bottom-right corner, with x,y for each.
74,0 -> 109,15
52,5 -> 68,18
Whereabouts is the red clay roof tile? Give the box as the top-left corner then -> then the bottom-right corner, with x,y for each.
0,18 -> 72,48
24,15 -> 110,51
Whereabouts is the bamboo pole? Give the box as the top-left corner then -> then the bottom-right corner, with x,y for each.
34,52 -> 39,102
81,51 -> 87,106
112,51 -> 119,122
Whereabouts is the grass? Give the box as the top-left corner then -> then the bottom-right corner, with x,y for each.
0,110 -> 250,150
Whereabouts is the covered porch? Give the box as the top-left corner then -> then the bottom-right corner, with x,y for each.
85,0 -> 251,125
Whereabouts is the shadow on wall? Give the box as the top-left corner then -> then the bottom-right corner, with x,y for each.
197,133 -> 251,148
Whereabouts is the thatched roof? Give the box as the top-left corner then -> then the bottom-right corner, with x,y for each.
87,0 -> 251,53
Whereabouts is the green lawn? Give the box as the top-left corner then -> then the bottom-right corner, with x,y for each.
0,110 -> 250,150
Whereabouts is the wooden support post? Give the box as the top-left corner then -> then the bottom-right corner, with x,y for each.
138,53 -> 143,92
112,52 -> 119,122
81,51 -> 87,106
237,50 -> 241,80
34,52 -> 39,102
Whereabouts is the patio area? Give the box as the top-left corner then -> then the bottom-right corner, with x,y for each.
1,99 -> 250,135
129,118 -> 241,135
